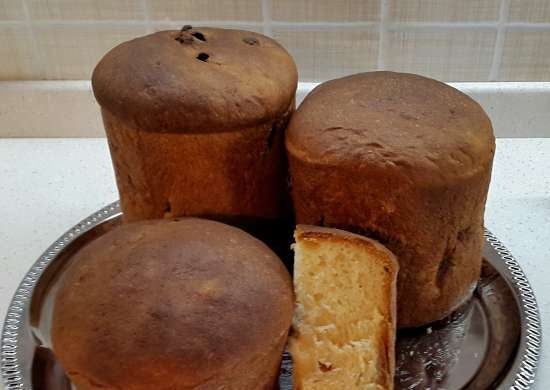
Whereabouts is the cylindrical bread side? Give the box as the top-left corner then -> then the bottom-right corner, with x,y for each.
103,102 -> 293,222
287,153 -> 489,327
286,71 -> 495,327
92,28 -> 298,223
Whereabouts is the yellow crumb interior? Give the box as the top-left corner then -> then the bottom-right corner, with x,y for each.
289,237 -> 393,390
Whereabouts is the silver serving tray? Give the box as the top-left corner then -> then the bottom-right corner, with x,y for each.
1,202 -> 542,390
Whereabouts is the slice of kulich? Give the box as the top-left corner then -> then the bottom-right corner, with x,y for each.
52,218 -> 294,390
289,225 -> 398,390
92,27 -> 297,223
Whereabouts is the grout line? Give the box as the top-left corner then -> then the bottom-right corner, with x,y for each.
2,80 -> 549,89
2,18 -> 549,32
151,20 -> 264,28
2,19 -> 549,31
489,0 -> 510,81
377,0 -> 389,69
506,22 -> 550,30
271,21 -> 379,31
261,0 -> 273,36
141,0 -> 153,33
14,19 -> 265,28
20,0 -> 45,79
386,22 -> 499,31
0,20 -> 25,26
24,19 -> 150,26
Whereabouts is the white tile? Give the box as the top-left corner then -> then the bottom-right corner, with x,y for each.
385,30 -> 496,81
28,0 -> 144,20
33,24 -> 146,79
0,25 -> 36,79
509,0 -> 550,22
273,30 -> 378,82
150,0 -> 262,21
388,0 -> 500,22
272,0 -> 379,22
499,31 -> 550,81
0,0 -> 25,20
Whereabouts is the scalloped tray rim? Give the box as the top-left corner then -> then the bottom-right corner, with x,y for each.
0,201 -> 542,390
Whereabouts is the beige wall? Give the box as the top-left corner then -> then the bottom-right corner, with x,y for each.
0,0 -> 549,82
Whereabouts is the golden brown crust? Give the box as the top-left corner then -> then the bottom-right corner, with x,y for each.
92,28 -> 298,133
52,218 -> 294,390
295,225 -> 399,274
286,72 -> 495,327
104,100 -> 293,222
94,28 -> 296,223
286,71 -> 494,186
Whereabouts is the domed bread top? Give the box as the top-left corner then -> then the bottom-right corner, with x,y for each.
92,28 -> 298,133
52,218 -> 294,389
286,71 -> 495,183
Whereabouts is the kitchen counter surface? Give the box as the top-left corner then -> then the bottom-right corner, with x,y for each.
1,138 -> 548,389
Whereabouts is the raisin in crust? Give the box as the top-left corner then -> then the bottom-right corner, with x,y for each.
92,28 -> 297,222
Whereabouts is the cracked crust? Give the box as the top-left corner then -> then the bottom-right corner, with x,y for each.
286,72 -> 494,184
286,72 -> 495,327
52,218 -> 294,390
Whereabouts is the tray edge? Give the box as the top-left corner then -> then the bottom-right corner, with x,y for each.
0,201 -> 121,390
483,229 -> 542,390
0,204 -> 541,390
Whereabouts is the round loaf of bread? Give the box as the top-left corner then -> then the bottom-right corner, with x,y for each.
92,28 -> 297,222
52,218 -> 294,390
286,72 -> 495,327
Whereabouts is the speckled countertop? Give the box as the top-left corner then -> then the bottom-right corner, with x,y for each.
0,138 -> 549,389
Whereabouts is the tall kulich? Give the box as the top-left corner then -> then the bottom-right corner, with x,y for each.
92,28 -> 297,227
286,72 -> 495,328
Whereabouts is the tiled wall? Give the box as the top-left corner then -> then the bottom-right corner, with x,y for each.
0,0 -> 549,82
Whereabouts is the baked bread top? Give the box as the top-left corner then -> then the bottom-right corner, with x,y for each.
52,218 -> 293,389
286,72 -> 495,184
92,28 -> 298,133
